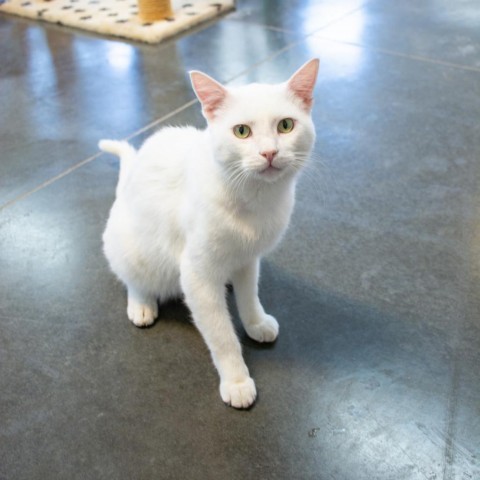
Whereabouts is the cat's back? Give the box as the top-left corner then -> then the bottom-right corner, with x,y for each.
139,125 -> 206,169
123,125 -> 208,202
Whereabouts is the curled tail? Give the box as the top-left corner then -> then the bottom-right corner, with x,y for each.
99,139 -> 137,197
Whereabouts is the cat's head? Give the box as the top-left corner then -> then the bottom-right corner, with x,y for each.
190,59 -> 319,185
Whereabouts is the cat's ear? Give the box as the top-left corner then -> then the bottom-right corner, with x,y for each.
287,58 -> 320,111
189,71 -> 228,121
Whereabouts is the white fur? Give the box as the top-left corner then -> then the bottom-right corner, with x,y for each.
100,60 -> 318,408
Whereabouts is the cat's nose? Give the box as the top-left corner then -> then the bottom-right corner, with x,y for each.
260,150 -> 278,165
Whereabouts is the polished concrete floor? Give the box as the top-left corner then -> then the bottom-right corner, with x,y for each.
1,1 -> 480,479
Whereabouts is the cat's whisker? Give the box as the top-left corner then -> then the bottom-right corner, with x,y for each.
228,167 -> 252,199
293,150 -> 327,166
225,167 -> 242,187
225,163 -> 246,186
229,172 -> 244,197
293,158 -> 334,207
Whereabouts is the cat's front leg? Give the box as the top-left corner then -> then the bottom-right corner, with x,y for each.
180,258 -> 256,409
232,259 -> 279,343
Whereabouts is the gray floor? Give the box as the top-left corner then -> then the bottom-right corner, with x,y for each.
1,1 -> 479,479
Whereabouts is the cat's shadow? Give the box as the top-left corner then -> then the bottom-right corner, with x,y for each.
153,288 -> 278,351
154,297 -> 192,328
150,262 -> 418,365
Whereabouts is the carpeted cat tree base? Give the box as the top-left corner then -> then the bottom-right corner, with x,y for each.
0,0 -> 235,44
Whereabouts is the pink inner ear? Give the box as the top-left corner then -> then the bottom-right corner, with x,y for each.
287,59 -> 319,110
190,71 -> 228,120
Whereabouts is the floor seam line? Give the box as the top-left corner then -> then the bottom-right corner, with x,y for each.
0,99 -> 197,212
0,154 -> 101,212
227,2 -> 368,38
311,35 -> 480,73
222,38 -> 307,83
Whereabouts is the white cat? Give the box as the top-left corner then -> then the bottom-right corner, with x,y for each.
99,59 -> 319,409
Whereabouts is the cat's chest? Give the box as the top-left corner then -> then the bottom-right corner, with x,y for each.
184,182 -> 295,267
212,197 -> 293,255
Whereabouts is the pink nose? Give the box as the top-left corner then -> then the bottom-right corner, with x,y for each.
260,150 -> 278,165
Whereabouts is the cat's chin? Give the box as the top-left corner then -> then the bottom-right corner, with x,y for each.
254,165 -> 289,183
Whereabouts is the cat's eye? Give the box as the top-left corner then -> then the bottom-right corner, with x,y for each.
233,124 -> 251,139
278,118 -> 295,134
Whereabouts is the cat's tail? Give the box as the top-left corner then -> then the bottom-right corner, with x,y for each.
98,139 -> 137,196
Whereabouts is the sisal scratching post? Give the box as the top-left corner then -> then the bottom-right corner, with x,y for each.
138,0 -> 173,22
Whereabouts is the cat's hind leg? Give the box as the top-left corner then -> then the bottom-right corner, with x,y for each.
127,287 -> 158,327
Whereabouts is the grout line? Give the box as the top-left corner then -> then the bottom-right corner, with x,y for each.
227,2 -> 368,38
226,17 -> 293,34
0,153 -> 101,212
368,45 -> 480,74
304,3 -> 369,36
232,7 -> 480,74
223,39 -> 307,82
0,99 -> 196,212
124,99 -> 198,141
310,35 -> 480,74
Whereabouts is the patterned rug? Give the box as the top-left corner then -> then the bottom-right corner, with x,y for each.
0,0 -> 235,43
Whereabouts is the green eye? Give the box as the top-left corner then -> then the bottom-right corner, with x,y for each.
278,118 -> 294,134
233,124 -> 251,139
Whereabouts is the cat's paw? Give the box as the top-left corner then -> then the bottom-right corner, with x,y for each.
127,298 -> 158,327
245,314 -> 279,343
220,377 -> 257,409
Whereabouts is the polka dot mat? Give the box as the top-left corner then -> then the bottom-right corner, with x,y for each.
0,0 -> 235,43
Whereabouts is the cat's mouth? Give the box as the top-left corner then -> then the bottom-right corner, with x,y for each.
260,165 -> 282,174
256,165 -> 284,181
246,158 -> 289,181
